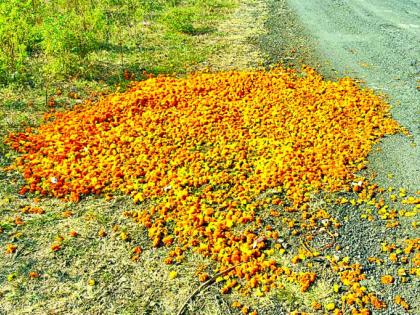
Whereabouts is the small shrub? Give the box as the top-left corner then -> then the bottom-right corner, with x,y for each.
163,6 -> 201,35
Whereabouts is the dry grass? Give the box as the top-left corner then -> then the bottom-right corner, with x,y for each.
198,0 -> 268,71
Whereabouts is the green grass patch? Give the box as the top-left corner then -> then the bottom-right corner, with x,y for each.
0,0 -> 235,87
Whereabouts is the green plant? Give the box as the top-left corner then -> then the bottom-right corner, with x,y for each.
163,6 -> 200,35
0,0 -> 40,84
0,0 -> 235,87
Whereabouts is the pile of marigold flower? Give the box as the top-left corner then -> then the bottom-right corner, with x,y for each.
6,67 -> 403,313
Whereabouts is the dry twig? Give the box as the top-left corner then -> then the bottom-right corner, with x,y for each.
176,264 -> 239,315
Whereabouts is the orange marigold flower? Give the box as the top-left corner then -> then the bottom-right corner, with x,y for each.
132,246 -> 142,255
51,243 -> 61,252
62,211 -> 73,218
29,271 -> 40,279
4,67 -> 403,301
14,216 -> 24,225
380,275 -> 394,285
5,244 -> 17,254
311,301 -> 321,310
198,273 -> 209,282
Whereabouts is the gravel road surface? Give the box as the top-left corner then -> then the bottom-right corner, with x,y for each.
287,0 -> 420,192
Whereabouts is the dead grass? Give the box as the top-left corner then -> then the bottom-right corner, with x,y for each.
0,188 -> 294,314
198,0 -> 268,71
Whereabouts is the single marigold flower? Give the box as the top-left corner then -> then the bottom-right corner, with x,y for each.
311,301 -> 321,310
395,295 -> 410,310
98,229 -> 107,237
120,232 -> 130,241
5,244 -> 17,254
132,246 -> 142,255
168,271 -> 177,280
381,275 -> 394,285
14,216 -> 24,225
198,273 -> 209,282
62,211 -> 73,218
51,243 -> 61,252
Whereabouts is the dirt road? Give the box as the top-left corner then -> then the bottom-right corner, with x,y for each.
287,0 -> 420,191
